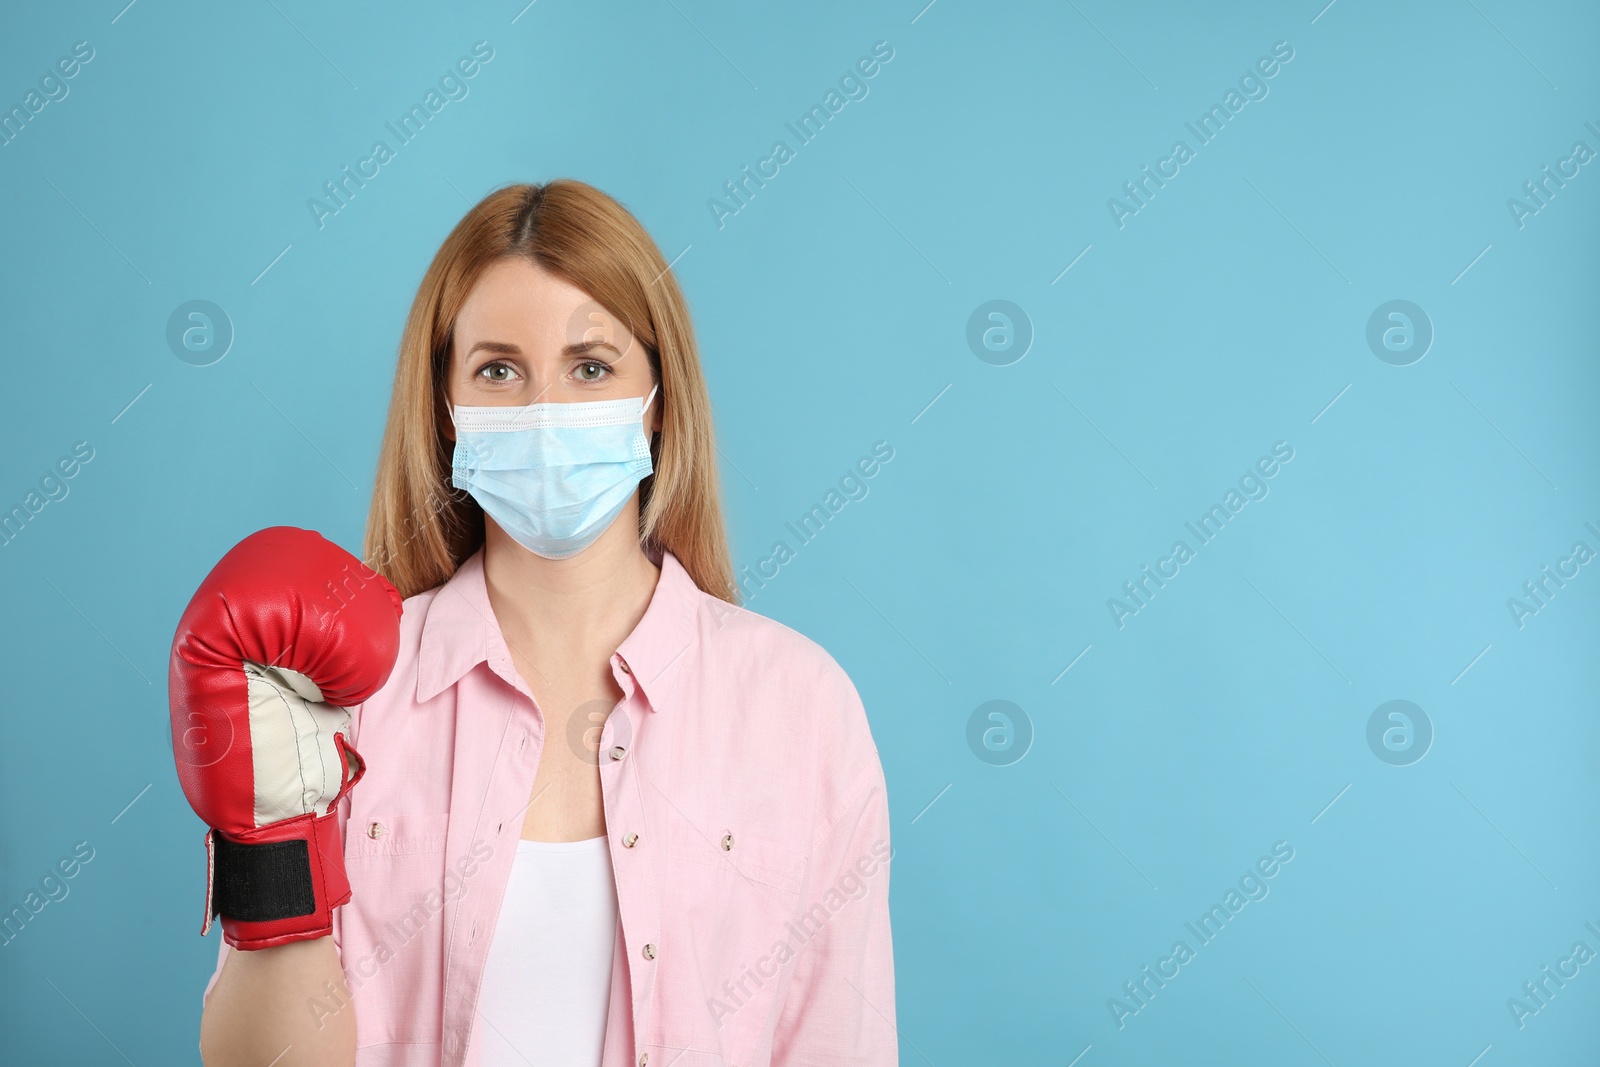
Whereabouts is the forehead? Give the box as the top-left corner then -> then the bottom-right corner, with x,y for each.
454,258 -> 635,350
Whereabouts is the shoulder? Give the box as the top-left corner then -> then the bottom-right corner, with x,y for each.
683,589 -> 883,802
687,589 -> 861,705
396,581 -> 447,647
347,581 -> 448,737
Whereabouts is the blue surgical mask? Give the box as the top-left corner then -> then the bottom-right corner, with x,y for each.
450,385 -> 658,560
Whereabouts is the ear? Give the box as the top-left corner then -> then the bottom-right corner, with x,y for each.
439,343 -> 460,443
645,380 -> 663,436
437,394 -> 457,444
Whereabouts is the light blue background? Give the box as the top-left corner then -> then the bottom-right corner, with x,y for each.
2,1 -> 1598,1063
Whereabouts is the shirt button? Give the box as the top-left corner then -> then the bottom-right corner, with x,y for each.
638,1055 -> 648,1067
642,942 -> 656,960
720,833 -> 734,851
622,832 -> 639,848
367,822 -> 385,839
618,657 -> 632,675
610,745 -> 627,761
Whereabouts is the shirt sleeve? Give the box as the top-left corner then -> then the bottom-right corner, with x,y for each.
202,936 -> 229,1004
769,663 -> 898,1065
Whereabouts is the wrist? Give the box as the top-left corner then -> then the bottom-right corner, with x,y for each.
207,807 -> 351,951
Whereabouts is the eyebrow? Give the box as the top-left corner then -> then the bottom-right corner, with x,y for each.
464,339 -> 623,360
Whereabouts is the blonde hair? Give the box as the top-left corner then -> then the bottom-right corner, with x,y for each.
363,180 -> 736,603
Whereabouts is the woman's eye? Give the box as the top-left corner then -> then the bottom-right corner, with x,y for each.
478,362 -> 519,383
575,361 -> 611,382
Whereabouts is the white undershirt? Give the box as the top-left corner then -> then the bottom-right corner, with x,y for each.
475,835 -> 618,1067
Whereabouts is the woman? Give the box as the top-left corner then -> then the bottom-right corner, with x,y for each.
189,181 -> 897,1066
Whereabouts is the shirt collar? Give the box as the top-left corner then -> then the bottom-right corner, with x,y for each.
415,543 -> 701,712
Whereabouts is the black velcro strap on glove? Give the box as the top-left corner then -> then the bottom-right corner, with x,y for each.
211,835 -> 317,923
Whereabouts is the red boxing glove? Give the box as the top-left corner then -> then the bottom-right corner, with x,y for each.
168,527 -> 402,950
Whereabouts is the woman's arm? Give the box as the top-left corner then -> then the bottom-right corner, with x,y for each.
200,937 -> 355,1067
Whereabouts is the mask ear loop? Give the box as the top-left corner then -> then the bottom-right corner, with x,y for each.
641,383 -> 660,424
638,384 -> 662,479
445,399 -> 466,480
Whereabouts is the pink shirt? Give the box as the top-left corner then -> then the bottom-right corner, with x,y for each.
204,544 -> 897,1066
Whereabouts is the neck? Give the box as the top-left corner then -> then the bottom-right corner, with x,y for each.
480,499 -> 661,674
